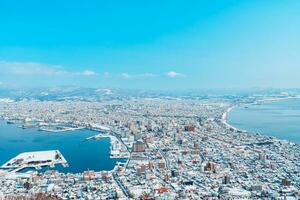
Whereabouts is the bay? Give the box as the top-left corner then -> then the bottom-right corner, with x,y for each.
0,121 -> 124,173
228,99 -> 300,144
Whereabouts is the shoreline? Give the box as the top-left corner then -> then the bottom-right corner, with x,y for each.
86,133 -> 130,159
221,106 -> 248,133
256,96 -> 300,104
222,96 -> 300,133
222,97 -> 300,145
0,121 -> 127,174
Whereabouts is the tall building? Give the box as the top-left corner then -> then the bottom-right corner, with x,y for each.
259,153 -> 267,162
224,175 -> 230,184
184,124 -> 195,132
282,178 -> 291,186
83,170 -> 96,181
204,162 -> 215,172
128,121 -> 136,131
133,141 -> 145,152
158,161 -> 166,169
101,172 -> 109,182
171,170 -> 178,177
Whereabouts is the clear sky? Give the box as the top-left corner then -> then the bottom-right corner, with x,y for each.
0,0 -> 299,90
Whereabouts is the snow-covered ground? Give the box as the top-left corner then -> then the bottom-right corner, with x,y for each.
1,150 -> 68,171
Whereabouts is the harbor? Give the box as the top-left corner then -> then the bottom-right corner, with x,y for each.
0,97 -> 299,199
0,121 -> 126,173
86,133 -> 130,159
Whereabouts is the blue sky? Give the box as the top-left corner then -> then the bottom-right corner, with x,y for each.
0,0 -> 299,90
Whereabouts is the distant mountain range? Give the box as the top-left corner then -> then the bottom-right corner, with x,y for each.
0,86 -> 299,101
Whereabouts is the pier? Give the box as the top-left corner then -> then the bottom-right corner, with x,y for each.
39,127 -> 84,133
1,150 -> 68,172
86,133 -> 111,140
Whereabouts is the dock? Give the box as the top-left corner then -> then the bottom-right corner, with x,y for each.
85,133 -> 111,140
1,150 -> 68,172
39,127 -> 84,133
86,133 -> 130,159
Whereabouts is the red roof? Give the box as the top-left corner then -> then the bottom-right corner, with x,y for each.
142,194 -> 153,200
155,187 -> 168,194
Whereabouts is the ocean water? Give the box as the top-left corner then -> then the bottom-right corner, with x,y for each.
228,99 -> 300,144
0,121 -> 124,173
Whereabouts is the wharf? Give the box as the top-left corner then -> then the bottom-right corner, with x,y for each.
1,150 -> 68,172
39,127 -> 84,133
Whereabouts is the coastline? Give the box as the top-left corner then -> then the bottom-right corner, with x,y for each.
256,96 -> 300,104
0,121 -> 126,174
86,133 -> 130,159
221,106 -> 248,133
223,97 -> 300,145
222,96 -> 300,133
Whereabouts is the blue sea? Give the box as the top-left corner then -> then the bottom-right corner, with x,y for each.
228,99 -> 300,144
0,121 -> 124,173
